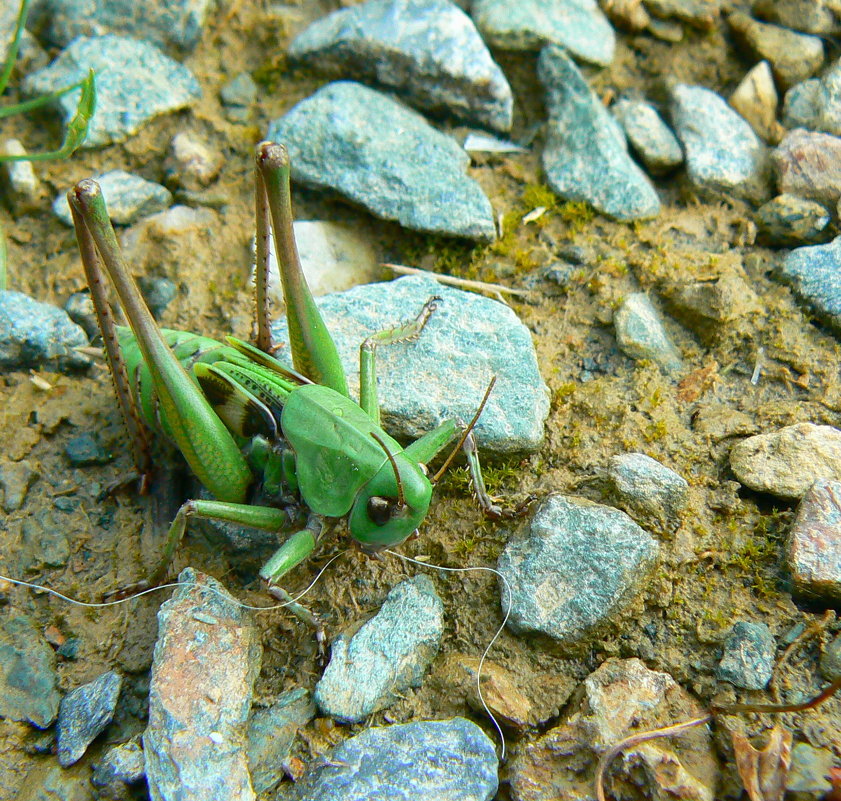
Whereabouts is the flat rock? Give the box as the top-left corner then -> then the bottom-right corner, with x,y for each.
0,290 -> 90,372
497,494 -> 659,645
508,658 -> 717,801
729,423 -> 841,500
57,670 -> 122,766
0,615 -> 61,728
776,236 -> 841,334
607,452 -> 689,531
611,95 -> 683,174
267,81 -> 495,241
613,292 -> 682,373
772,128 -> 841,209
0,459 -> 38,513
271,276 -> 549,453
472,0 -> 615,66
755,193 -> 832,246
53,170 -> 172,227
729,61 -> 781,143
23,35 -> 201,148
315,576 -> 444,723
716,621 -> 776,689
288,0 -> 512,132
753,0 -> 837,35
275,718 -> 498,801
144,569 -> 262,801
643,0 -> 720,29
37,0 -> 211,50
539,47 -> 660,221
670,83 -> 769,202
787,479 -> 841,601
783,58 -> 841,136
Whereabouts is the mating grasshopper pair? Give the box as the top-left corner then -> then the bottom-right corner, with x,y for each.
67,142 -> 505,602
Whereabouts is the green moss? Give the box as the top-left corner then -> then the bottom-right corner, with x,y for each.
521,183 -> 558,211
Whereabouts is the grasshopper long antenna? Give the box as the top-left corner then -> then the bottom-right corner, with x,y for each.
431,375 -> 496,484
371,430 -> 406,509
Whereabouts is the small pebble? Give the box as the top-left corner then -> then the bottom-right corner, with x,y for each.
0,139 -> 44,213
787,742 -> 835,796
787,479 -> 841,601
607,452 -> 689,531
137,276 -> 177,319
315,575 -> 444,723
611,95 -> 683,174
728,11 -> 824,90
644,0 -> 720,29
0,459 -> 38,513
776,236 -> 841,335
820,632 -> 841,681
772,128 -> 841,209
716,621 -> 776,690
730,423 -> 841,500
753,0 -> 837,35
0,290 -> 90,372
473,0 -> 615,65
91,738 -> 146,796
65,433 -> 112,466
755,194 -> 832,246
275,718 -> 498,801
220,72 -> 258,107
164,133 -> 223,190
614,292 -> 682,373
63,291 -> 99,341
21,510 -> 70,569
670,83 -> 770,202
497,494 -> 659,644
729,61 -> 781,143
782,58 -> 841,136
57,670 -> 122,767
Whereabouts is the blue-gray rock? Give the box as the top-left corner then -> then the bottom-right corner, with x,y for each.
36,0 -> 211,50
0,459 -> 37,513
315,575 -> 444,723
248,689 -> 316,795
670,83 -> 770,202
777,236 -> 841,333
288,0 -> 512,133
472,0 -> 615,66
716,621 -> 776,689
271,276 -> 549,453
611,96 -> 683,174
64,433 -> 112,466
755,194 -> 832,246
538,47 -> 660,221
613,293 -> 682,374
0,615 -> 61,728
607,452 -> 689,531
57,670 -> 122,767
783,58 -> 841,136
267,82 -> 495,240
138,276 -> 178,319
91,738 -> 146,793
820,631 -> 841,680
275,718 -> 498,801
0,290 -> 90,371
20,510 -> 70,569
23,35 -> 202,148
144,569 -> 261,801
220,72 -> 258,108
53,170 -> 172,227
787,743 -> 835,797
497,494 -> 660,644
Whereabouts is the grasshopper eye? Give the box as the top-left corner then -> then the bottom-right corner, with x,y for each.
367,496 -> 399,526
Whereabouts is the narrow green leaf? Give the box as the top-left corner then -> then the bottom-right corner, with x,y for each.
0,0 -> 32,97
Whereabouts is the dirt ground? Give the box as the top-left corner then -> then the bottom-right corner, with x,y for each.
0,1 -> 839,798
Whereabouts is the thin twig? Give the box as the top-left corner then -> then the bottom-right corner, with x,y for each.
382,263 -> 530,303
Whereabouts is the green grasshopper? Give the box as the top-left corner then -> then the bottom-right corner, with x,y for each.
67,142 -> 506,605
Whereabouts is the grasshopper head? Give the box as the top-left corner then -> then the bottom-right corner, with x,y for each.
348,454 -> 432,552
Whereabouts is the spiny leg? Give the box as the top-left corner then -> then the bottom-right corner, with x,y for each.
253,146 -> 273,354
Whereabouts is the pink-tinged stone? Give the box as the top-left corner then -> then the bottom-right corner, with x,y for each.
772,129 -> 841,209
144,569 -> 262,801
787,479 -> 841,601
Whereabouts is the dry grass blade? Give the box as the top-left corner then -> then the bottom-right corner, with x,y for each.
731,725 -> 792,801
382,262 -> 531,304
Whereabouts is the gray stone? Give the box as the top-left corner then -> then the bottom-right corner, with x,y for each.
772,128 -> 841,209
275,718 -> 498,801
472,0 -> 615,66
0,615 -> 61,728
289,0 -> 513,132
57,670 -> 122,767
247,689 -> 316,795
21,510 -> 71,569
315,575 -> 444,723
730,423 -> 841,500
1,139 -> 44,214
64,433 -> 112,466
220,72 -> 258,107
787,479 -> 841,601
91,737 -> 146,795
37,0 -> 211,50
777,236 -> 841,334
607,452 -> 689,530
64,292 -> 98,340
820,632 -> 841,680
53,170 -> 172,226
670,83 -> 770,202
23,35 -> 202,148
755,194 -> 832,246
783,58 -> 841,136
497,494 -> 659,644
144,569 -> 262,801
0,291 -> 90,371
0,459 -> 38,513
611,96 -> 683,174
163,133 -> 223,191
787,743 -> 835,796
716,621 -> 776,689
270,276 -> 549,453
138,276 -> 178,320
267,82 -> 495,241
539,47 -> 660,221
614,292 -> 682,373
728,11 -> 824,90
